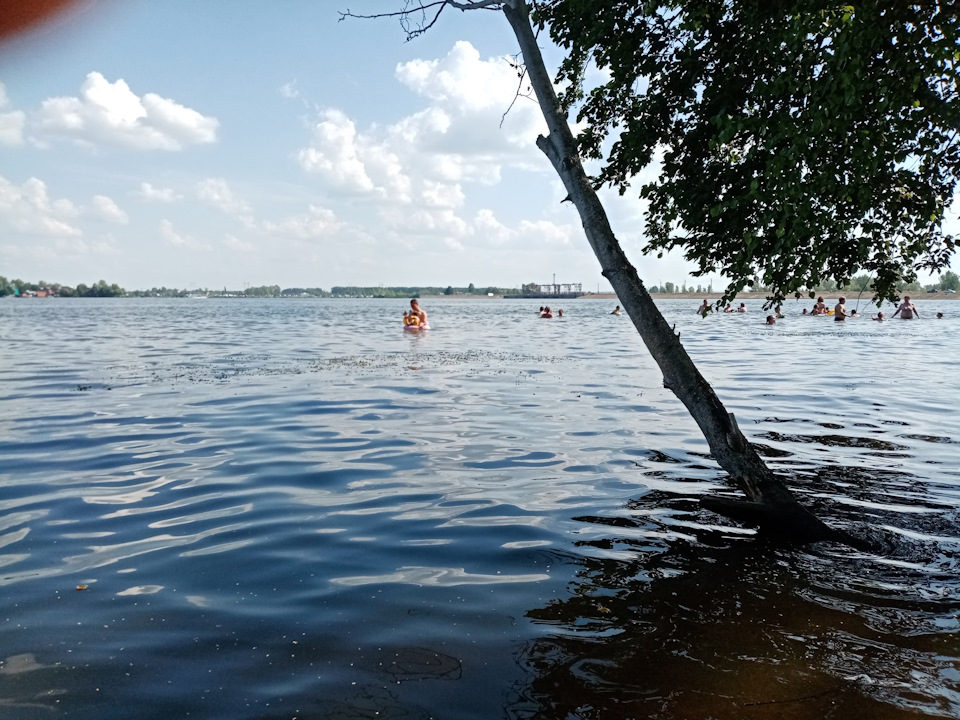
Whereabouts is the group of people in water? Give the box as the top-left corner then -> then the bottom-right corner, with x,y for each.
403,295 -> 944,330
404,299 -> 620,327
696,294 -> 944,325
539,305 -> 623,318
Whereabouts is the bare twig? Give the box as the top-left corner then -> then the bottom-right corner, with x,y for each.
340,0 -> 504,40
501,53 -> 534,128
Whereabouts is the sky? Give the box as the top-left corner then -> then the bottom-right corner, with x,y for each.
0,1 -> 955,293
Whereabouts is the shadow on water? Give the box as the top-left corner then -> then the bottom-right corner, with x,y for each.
509,472 -> 960,720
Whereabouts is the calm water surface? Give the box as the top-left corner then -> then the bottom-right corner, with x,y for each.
0,297 -> 957,719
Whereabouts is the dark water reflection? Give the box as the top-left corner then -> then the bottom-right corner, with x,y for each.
0,297 -> 957,719
520,533 -> 959,719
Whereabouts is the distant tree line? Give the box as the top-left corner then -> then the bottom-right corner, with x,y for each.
0,278 -> 330,298
0,277 -> 125,297
747,271 -> 960,296
649,281 -> 715,294
4,273 -> 956,300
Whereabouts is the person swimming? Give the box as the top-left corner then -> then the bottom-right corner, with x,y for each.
765,315 -> 776,325
611,305 -> 621,315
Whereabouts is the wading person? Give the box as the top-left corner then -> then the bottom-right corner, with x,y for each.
892,296 -> 919,320
834,297 -> 848,321
409,298 -> 428,327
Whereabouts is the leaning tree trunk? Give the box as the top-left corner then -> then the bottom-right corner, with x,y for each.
501,0 -> 854,545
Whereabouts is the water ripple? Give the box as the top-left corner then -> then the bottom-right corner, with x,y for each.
0,297 -> 956,719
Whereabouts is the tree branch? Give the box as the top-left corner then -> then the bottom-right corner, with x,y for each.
501,53 -> 534,128
448,0 -> 503,7
340,0 -> 503,40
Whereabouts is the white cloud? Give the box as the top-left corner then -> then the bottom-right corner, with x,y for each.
292,41 -> 555,258
262,204 -> 339,239
0,174 -> 81,237
135,182 -> 179,203
34,72 -> 218,150
159,219 -> 208,250
160,219 -> 187,246
50,233 -> 120,257
0,111 -> 25,145
518,219 -> 576,245
196,177 -> 250,216
420,180 -> 464,210
473,208 -> 513,245
0,81 -> 26,146
380,204 -> 470,246
397,41 -> 521,114
393,41 -> 545,154
222,234 -> 254,252
91,194 -> 129,224
279,81 -> 299,99
298,110 -> 375,193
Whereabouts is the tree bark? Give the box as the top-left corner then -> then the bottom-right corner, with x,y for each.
501,0 -> 851,545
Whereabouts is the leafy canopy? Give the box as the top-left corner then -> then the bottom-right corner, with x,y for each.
536,0 -> 960,303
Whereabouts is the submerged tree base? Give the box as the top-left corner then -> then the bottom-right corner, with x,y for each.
700,495 -> 877,551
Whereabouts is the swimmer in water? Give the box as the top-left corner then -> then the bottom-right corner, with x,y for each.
834,297 -> 848,321
409,298 -> 428,327
892,296 -> 919,319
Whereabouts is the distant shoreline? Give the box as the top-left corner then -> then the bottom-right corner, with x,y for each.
8,291 -> 956,302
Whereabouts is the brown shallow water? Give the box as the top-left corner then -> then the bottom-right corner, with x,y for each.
0,296 -> 956,719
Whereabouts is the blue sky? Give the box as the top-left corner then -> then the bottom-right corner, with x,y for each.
0,1 -> 954,292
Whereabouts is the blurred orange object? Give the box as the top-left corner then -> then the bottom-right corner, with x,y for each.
0,0 -> 84,40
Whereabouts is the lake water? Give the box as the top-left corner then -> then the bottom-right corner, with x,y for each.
1,296 -> 957,719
